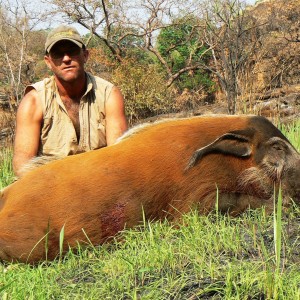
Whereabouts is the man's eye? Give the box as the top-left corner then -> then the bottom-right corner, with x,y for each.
50,48 -> 81,59
69,48 -> 81,55
51,52 -> 63,59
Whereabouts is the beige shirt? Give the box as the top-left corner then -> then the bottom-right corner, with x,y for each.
26,73 -> 114,157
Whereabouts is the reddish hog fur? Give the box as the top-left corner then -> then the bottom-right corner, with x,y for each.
0,115 -> 299,263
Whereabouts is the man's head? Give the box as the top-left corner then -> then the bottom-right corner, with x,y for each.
45,25 -> 85,54
44,25 -> 89,83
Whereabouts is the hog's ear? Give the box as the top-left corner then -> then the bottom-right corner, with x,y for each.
186,131 -> 253,170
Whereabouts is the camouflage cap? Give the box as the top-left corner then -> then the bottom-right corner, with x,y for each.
45,25 -> 84,53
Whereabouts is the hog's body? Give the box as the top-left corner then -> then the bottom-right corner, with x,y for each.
0,115 -> 299,263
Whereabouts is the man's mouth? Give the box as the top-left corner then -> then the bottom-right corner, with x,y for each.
63,66 -> 75,70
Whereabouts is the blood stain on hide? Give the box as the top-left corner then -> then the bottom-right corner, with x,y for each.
100,202 -> 127,240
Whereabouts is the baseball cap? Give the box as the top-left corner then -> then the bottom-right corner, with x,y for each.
45,25 -> 85,53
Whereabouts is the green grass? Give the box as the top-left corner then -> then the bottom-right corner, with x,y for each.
0,147 -> 14,190
0,210 -> 299,299
280,119 -> 300,150
0,120 -> 299,299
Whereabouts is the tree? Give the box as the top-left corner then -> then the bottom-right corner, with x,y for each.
46,0 -> 203,87
201,0 -> 264,114
156,16 -> 213,91
247,0 -> 300,94
277,0 -> 300,43
47,0 -> 144,62
47,0 -> 283,115
0,0 -> 46,108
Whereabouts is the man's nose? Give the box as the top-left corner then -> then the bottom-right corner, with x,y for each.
61,53 -> 72,61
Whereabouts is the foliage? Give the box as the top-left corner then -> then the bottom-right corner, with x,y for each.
201,0 -> 264,114
248,0 -> 300,91
86,43 -> 152,78
111,59 -> 176,124
279,120 -> 300,151
108,24 -> 144,53
0,1 -> 47,108
85,48 -> 116,79
0,0 -> 299,117
86,49 -> 170,123
157,17 -> 214,92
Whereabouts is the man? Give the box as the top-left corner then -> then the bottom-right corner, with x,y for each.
13,25 -> 128,177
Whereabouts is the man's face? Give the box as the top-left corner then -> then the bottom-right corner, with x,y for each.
44,40 -> 89,83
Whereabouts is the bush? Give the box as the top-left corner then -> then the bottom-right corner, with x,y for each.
112,60 -> 177,124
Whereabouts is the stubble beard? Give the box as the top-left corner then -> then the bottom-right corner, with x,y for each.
56,67 -> 85,84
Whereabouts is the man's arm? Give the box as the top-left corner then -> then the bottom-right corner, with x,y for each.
105,87 -> 128,145
13,89 -> 43,177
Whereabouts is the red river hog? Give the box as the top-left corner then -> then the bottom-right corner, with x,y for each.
0,115 -> 299,263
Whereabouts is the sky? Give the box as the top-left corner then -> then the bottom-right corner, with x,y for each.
5,0 -> 260,34
71,0 -> 259,34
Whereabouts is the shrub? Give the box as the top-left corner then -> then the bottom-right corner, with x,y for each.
112,60 -> 176,124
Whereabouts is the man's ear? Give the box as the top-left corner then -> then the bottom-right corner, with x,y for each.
44,55 -> 52,70
83,49 -> 89,63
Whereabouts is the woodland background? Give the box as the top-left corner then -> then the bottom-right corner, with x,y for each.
0,0 -> 299,145
0,2 -> 300,297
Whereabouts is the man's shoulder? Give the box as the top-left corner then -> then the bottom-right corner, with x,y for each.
87,73 -> 114,88
27,76 -> 54,92
24,77 -> 53,96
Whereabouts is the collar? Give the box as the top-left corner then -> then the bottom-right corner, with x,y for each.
51,72 -> 94,103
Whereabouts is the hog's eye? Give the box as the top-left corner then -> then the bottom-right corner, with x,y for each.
272,142 -> 286,152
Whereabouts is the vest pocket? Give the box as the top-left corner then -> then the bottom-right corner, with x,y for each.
41,116 -> 71,156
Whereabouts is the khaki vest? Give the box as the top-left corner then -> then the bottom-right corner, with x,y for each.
27,73 -> 114,157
